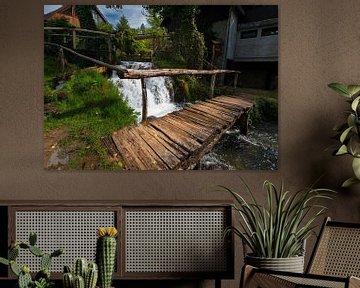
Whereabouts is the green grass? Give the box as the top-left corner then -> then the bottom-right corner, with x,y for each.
45,69 -> 138,169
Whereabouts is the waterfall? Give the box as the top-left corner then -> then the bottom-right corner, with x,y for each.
111,61 -> 181,122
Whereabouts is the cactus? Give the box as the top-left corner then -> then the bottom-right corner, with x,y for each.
0,257 -> 9,266
96,227 -> 118,288
0,232 -> 63,288
85,263 -> 98,288
10,260 -> 20,276
29,232 -> 37,246
63,272 -> 74,288
18,269 -> 32,288
51,248 -> 64,258
74,258 -> 87,279
41,253 -> 52,270
63,259 -> 98,288
9,246 -> 19,260
64,265 -> 72,273
74,275 -> 85,288
29,245 -> 44,257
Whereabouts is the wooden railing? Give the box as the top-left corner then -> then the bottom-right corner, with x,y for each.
44,27 -> 114,63
44,42 -> 241,122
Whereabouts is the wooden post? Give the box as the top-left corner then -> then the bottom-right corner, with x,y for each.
141,78 -> 148,122
59,47 -> 65,72
240,112 -> 249,136
234,73 -> 239,89
107,36 -> 113,64
210,74 -> 217,98
72,30 -> 77,50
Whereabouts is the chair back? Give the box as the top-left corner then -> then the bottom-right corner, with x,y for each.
307,217 -> 360,278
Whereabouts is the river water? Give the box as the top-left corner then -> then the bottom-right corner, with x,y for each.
110,61 -> 182,122
198,121 -> 278,170
111,61 -> 278,170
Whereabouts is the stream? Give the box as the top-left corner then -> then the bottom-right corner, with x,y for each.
198,121 -> 278,170
111,61 -> 278,170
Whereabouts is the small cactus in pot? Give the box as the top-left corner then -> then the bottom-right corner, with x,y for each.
62,259 -> 98,288
96,227 -> 118,288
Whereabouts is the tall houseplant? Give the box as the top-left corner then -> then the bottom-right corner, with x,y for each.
328,83 -> 360,187
222,179 -> 334,272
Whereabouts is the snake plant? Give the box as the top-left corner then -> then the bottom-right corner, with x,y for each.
328,83 -> 360,187
222,179 -> 335,258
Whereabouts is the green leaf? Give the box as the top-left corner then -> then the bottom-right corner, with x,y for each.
349,135 -> 360,156
347,114 -> 356,128
328,83 -> 351,97
347,85 -> 360,97
352,157 -> 360,179
336,145 -> 348,155
342,177 -> 360,188
340,126 -> 352,143
351,96 -> 360,111
0,257 -> 9,266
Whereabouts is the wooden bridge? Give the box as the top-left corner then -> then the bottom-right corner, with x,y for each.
44,42 -> 253,170
106,95 -> 253,170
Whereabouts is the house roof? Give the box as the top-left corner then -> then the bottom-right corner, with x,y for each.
44,5 -> 109,24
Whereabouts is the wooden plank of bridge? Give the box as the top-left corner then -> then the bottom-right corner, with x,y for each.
111,95 -> 253,170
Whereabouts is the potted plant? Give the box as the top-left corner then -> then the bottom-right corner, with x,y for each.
221,179 -> 334,273
328,83 -> 360,187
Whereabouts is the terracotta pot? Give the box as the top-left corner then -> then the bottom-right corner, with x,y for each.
245,254 -> 305,273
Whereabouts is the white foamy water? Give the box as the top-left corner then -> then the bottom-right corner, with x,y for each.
111,61 -> 181,122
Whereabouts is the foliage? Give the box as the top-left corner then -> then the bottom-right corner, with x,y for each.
145,5 -> 205,69
0,232 -> 63,288
250,97 -> 278,124
221,179 -> 334,258
115,16 -> 136,59
153,52 -> 186,69
75,5 -> 97,30
44,17 -> 75,28
97,22 -> 113,33
45,69 -> 137,169
328,83 -> 360,187
44,54 -> 78,103
175,75 -> 210,102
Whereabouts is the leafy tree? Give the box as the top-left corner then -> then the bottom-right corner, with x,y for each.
97,22 -> 113,33
75,5 -> 97,30
116,15 -> 131,32
115,16 -> 136,58
145,5 -> 205,69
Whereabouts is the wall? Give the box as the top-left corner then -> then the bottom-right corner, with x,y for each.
0,1 -> 360,288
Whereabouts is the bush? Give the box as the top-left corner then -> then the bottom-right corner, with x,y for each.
250,96 -> 278,124
174,75 -> 210,103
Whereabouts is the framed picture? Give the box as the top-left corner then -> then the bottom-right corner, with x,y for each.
44,5 -> 278,171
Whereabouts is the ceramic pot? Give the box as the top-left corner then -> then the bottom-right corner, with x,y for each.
245,254 -> 305,273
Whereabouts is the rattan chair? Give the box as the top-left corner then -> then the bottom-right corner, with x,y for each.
241,217 -> 360,288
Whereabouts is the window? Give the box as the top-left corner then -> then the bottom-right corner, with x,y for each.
240,30 -> 258,39
261,26 -> 278,37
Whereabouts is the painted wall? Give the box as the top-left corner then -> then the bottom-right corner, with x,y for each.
235,28 -> 278,62
0,1 -> 360,288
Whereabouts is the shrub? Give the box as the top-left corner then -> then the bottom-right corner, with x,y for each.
175,75 -> 210,103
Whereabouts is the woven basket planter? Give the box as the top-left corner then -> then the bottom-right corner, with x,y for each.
245,254 -> 305,273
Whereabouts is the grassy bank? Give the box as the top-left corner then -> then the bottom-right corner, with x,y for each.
45,68 -> 137,170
